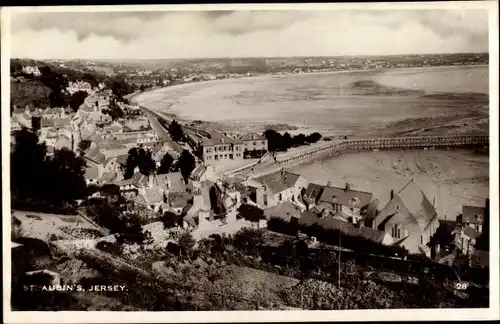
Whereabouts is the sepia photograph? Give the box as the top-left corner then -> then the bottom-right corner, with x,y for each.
2,2 -> 499,322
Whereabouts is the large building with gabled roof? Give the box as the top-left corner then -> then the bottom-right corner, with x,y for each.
373,179 -> 439,255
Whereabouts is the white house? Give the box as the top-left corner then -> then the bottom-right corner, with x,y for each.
253,170 -> 309,209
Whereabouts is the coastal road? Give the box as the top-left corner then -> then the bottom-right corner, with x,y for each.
143,110 -> 185,154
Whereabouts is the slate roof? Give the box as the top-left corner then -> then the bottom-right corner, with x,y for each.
144,188 -> 164,206
304,183 -> 325,201
239,132 -> 266,142
168,172 -> 189,193
299,210 -> 388,244
168,192 -> 193,208
253,171 -> 301,194
396,179 -> 438,231
463,226 -> 478,239
84,147 -> 106,165
84,165 -> 100,180
116,154 -> 128,165
318,186 -> 372,209
100,171 -> 117,183
462,205 -> 485,225
200,131 -> 243,146
130,172 -> 148,188
264,202 -> 302,222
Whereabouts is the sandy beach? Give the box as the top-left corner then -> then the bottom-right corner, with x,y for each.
290,149 -> 489,222
134,65 -> 489,137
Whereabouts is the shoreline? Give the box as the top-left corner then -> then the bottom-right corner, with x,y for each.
130,64 -> 488,137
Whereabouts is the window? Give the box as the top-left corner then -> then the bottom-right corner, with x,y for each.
215,155 -> 219,160
263,194 -> 268,206
261,141 -> 265,145
420,235 -> 423,244
278,193 -> 282,202
253,141 -> 256,145
391,224 -> 401,239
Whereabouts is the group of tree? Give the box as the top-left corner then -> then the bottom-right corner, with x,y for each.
122,146 -> 195,182
102,98 -> 125,120
36,66 -> 70,107
157,152 -> 174,175
69,90 -> 89,112
11,128 -> 88,210
139,84 -> 154,92
178,150 -> 196,184
123,147 -> 157,179
264,129 -> 322,152
83,184 -> 149,246
104,75 -> 135,99
168,120 -> 184,142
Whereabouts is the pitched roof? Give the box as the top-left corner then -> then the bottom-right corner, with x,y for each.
168,172 -> 189,193
168,191 -> 193,208
130,172 -> 148,188
396,179 -> 437,231
304,183 -> 325,201
299,210 -> 388,244
100,171 -> 117,183
264,202 -> 302,221
239,132 -> 266,141
462,205 -> 485,225
253,171 -> 301,194
116,154 -> 128,165
200,131 -> 242,146
84,147 -> 106,165
144,188 -> 164,206
84,165 -> 100,180
318,186 -> 372,209
463,226 -> 478,239
154,174 -> 169,188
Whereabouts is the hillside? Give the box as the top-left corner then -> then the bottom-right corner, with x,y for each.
11,78 -> 52,109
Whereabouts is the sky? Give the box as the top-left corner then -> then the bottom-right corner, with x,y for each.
10,9 -> 490,59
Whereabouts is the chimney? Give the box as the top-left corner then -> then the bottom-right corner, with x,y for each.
344,182 -> 351,192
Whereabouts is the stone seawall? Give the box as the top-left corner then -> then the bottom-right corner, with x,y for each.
232,135 -> 489,179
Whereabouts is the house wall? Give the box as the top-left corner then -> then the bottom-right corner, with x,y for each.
203,143 -> 245,163
375,195 -> 424,255
256,176 -> 308,208
243,139 -> 268,152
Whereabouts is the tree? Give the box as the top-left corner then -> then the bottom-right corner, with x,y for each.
237,204 -> 264,223
81,73 -> 99,88
123,147 -> 156,179
69,90 -> 88,112
43,148 -> 87,206
283,132 -> 293,150
307,132 -> 322,143
157,152 -> 174,175
77,139 -> 92,156
293,134 -> 307,147
177,231 -> 196,257
233,227 -> 263,257
168,120 -> 184,142
102,98 -> 125,121
31,117 -> 42,132
161,211 -> 180,229
178,150 -> 196,184
11,128 -> 48,201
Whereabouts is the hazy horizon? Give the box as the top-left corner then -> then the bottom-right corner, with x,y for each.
11,52 -> 490,62
11,9 -> 489,60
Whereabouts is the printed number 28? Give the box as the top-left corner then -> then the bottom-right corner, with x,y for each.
455,282 -> 469,290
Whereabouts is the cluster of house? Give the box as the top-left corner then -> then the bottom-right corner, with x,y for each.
66,81 -> 106,96
185,130 -> 268,163
154,166 -> 488,263
11,106 -> 75,154
21,65 -> 42,76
